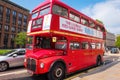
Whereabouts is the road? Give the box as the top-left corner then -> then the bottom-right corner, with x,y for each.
0,54 -> 120,80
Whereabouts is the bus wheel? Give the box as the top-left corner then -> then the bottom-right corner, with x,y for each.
47,63 -> 65,80
96,56 -> 102,66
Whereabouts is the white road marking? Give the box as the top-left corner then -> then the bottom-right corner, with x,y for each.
0,70 -> 27,77
117,58 -> 120,61
71,77 -> 81,80
113,58 -> 115,61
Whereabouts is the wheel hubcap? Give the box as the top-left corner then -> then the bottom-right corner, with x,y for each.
0,63 -> 7,71
55,68 -> 63,77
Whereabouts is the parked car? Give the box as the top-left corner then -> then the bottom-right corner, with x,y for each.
0,49 -> 25,72
111,48 -> 119,53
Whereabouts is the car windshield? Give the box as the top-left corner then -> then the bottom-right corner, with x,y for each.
2,50 -> 16,56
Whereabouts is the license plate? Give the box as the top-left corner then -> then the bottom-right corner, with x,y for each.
27,70 -> 33,75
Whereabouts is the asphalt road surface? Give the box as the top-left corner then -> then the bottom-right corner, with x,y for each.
0,55 -> 120,80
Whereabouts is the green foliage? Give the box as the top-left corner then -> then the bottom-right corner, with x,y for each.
0,50 -> 11,55
115,36 -> 120,48
96,19 -> 103,24
15,32 -> 27,46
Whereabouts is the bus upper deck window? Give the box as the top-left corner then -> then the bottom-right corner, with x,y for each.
101,27 -> 105,32
70,12 -> 80,22
39,7 -> 50,16
89,21 -> 95,28
52,5 -> 68,18
32,12 -> 39,19
96,25 -> 101,31
81,18 -> 89,26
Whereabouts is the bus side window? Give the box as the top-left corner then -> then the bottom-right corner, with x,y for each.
91,43 -> 96,49
70,42 -> 80,50
61,8 -> 68,17
96,43 -> 101,49
52,5 -> 68,18
96,25 -> 101,31
89,21 -> 95,28
81,18 -> 89,26
70,12 -> 80,22
101,27 -> 105,32
82,42 -> 89,49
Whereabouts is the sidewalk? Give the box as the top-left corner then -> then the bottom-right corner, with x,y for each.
80,62 -> 120,80
70,53 -> 120,80
79,52 -> 120,80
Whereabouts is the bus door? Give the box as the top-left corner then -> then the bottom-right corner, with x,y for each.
91,41 -> 97,64
68,41 -> 86,72
81,41 -> 92,66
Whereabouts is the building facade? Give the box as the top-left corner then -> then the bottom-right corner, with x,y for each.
105,32 -> 115,49
0,0 -> 30,49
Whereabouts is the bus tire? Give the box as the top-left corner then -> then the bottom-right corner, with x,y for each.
47,63 -> 65,80
96,56 -> 102,66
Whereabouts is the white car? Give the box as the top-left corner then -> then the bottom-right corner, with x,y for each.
0,49 -> 25,72
111,48 -> 119,53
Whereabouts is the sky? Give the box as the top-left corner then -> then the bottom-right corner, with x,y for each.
11,0 -> 120,35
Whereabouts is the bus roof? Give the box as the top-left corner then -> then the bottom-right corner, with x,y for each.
32,0 -> 106,31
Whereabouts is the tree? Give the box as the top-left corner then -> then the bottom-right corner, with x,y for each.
96,19 -> 103,24
15,32 -> 27,47
115,36 -> 120,48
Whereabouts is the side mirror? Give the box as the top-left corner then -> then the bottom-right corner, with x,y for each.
13,54 -> 17,57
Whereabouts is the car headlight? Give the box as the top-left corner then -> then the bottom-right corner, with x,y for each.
40,63 -> 44,68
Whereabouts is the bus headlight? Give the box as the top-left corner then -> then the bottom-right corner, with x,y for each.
40,63 -> 44,68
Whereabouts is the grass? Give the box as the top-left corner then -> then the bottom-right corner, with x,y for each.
0,50 -> 11,55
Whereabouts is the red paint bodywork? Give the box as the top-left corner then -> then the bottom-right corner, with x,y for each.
24,0 -> 106,75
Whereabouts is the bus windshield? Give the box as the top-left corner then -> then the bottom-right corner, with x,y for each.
34,36 -> 67,50
35,36 -> 51,49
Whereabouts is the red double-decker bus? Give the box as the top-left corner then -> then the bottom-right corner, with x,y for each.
24,0 -> 106,80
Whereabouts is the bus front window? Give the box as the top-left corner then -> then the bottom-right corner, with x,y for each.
35,37 -> 51,49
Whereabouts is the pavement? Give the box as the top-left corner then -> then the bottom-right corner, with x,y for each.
80,62 -> 120,80
71,52 -> 120,80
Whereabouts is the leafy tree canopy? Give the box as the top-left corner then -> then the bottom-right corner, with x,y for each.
115,36 -> 120,48
15,32 -> 27,46
96,19 -> 103,24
